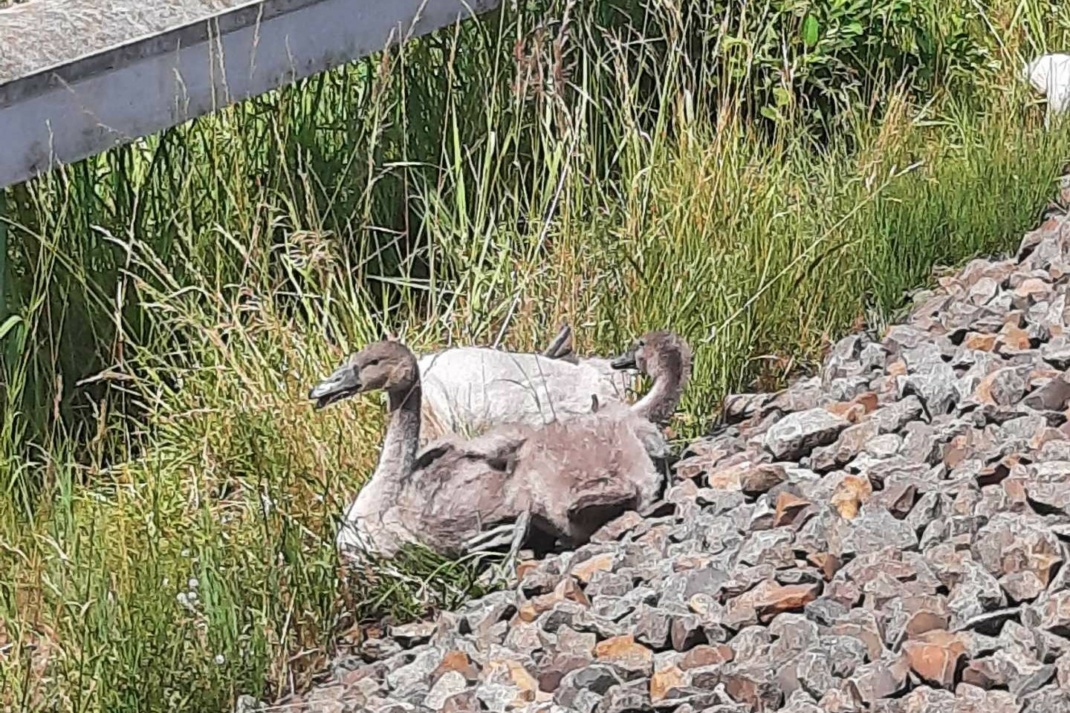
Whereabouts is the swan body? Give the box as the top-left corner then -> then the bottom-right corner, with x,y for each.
416,347 -> 633,440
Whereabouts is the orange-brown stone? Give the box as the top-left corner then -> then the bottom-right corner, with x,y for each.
774,491 -> 811,527
518,577 -> 589,622
594,635 -> 654,674
831,475 -> 872,520
727,579 -> 820,625
432,651 -> 480,684
998,323 -> 1031,352
963,332 -> 997,352
650,665 -> 688,702
554,577 -> 590,605
807,552 -> 842,581
887,359 -> 908,377
515,560 -> 539,580
902,630 -> 968,689
826,401 -> 865,424
570,553 -> 615,584
680,644 -> 734,670
706,463 -> 746,491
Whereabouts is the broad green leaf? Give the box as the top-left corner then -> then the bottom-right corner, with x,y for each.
759,105 -> 782,122
802,15 -> 819,48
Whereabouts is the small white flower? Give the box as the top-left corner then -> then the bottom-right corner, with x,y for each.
177,592 -> 189,607
214,654 -> 226,666
188,577 -> 199,590
188,590 -> 199,602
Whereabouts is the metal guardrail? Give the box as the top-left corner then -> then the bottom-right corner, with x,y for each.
0,0 -> 501,189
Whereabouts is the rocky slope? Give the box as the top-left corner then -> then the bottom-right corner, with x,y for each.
254,214 -> 1070,712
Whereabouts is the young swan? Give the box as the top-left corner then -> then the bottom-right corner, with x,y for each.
417,345 -> 632,442
608,330 -> 693,426
476,330 -> 693,548
309,340 -> 528,560
416,326 -> 689,444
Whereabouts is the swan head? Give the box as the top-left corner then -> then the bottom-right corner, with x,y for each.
610,330 -> 692,383
309,340 -> 418,409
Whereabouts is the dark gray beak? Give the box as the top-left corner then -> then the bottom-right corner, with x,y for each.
308,363 -> 361,410
609,350 -> 637,370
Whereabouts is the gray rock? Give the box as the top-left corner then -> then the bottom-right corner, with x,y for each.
868,396 -> 924,434
460,591 -> 518,637
768,614 -> 819,662
827,609 -> 886,662
980,366 -> 1029,407
425,671 -> 469,711
721,663 -> 784,711
1025,374 -> 1070,411
595,680 -> 651,712
804,598 -> 849,626
901,359 -> 959,416
234,695 -> 264,713
737,529 -> 795,568
586,571 -> 635,599
392,621 -> 437,647
662,566 -> 730,608
366,701 -> 419,713
819,635 -> 868,677
817,684 -> 865,712
621,605 -> 672,650
952,685 -> 1021,713
1038,591 -> 1070,636
948,561 -> 1008,629
848,652 -> 910,703
763,409 -> 850,461
1022,686 -> 1070,713
783,650 -> 837,700
882,595 -> 950,648
901,422 -> 941,464
827,507 -> 919,558
670,614 -> 708,652
811,420 -> 880,472
387,648 -> 443,697
1043,337 -> 1070,369
898,686 -> 955,712
973,513 -> 1062,596
727,626 -> 772,662
823,334 -> 883,382
554,665 -> 622,711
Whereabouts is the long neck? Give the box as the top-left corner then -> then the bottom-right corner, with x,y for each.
352,383 -> 422,517
633,360 -> 687,425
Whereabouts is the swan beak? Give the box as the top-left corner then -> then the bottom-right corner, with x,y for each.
609,351 -> 637,370
309,364 -> 362,410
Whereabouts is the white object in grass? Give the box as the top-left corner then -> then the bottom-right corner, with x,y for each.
1023,53 -> 1070,119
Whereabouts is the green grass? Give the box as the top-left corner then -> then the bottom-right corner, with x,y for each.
2,0 -> 1070,710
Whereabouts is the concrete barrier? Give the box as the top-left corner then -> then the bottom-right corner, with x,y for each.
0,0 -> 500,188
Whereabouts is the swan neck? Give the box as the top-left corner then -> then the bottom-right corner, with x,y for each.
633,363 -> 685,425
353,383 -> 421,518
